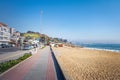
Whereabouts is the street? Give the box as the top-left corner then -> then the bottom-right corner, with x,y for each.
0,47 -> 19,54
0,47 -> 34,63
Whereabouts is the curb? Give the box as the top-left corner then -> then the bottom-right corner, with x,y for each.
50,47 -> 66,80
52,49 -> 70,80
46,48 -> 57,80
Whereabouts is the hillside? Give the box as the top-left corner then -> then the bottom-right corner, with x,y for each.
21,31 -> 69,44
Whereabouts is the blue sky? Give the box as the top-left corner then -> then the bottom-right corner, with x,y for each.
0,0 -> 120,43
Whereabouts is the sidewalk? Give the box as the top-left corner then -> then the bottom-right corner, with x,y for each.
0,46 -> 57,80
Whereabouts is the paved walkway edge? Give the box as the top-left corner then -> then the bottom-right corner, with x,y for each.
46,49 -> 57,80
50,47 -> 66,80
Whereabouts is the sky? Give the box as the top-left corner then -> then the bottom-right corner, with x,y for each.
0,0 -> 120,43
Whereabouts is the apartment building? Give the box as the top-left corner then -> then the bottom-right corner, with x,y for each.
0,22 -> 10,44
10,27 -> 15,35
10,30 -> 20,44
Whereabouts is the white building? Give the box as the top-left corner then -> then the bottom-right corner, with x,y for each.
0,23 -> 10,45
10,31 -> 20,42
10,28 -> 15,35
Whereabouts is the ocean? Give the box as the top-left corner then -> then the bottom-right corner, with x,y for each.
76,43 -> 120,52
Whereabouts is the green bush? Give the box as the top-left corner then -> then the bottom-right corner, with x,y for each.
42,46 -> 46,49
0,53 -> 32,74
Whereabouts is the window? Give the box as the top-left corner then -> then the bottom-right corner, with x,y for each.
0,37 -> 3,40
0,32 -> 3,35
1,27 -> 4,31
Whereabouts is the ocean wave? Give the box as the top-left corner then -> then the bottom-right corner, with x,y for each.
84,47 -> 120,53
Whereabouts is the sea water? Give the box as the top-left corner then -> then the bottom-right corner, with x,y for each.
76,43 -> 120,52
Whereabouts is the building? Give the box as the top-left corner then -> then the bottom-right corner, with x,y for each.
0,22 -> 10,45
10,28 -> 15,35
10,30 -> 21,46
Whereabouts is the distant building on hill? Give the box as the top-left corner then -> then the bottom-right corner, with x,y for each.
0,22 -> 10,44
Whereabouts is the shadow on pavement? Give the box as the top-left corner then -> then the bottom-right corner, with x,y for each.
50,47 -> 66,80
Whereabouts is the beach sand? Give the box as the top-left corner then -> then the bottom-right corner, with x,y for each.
53,46 -> 120,80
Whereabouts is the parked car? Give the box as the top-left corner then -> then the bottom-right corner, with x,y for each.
32,44 -> 37,48
8,44 -> 15,47
1,44 -> 9,48
23,45 -> 33,50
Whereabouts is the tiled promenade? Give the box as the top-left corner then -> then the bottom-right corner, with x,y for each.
0,46 -> 57,80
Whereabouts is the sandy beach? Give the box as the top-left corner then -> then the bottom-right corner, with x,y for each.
53,46 -> 120,80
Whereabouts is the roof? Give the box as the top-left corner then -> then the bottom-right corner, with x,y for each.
0,22 -> 8,27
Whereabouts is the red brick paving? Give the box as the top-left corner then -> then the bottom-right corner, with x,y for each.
46,53 -> 56,80
0,47 -> 57,80
0,53 -> 41,80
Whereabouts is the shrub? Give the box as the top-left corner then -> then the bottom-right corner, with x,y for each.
0,53 -> 32,74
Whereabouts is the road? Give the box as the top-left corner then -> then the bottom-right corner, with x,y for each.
0,47 -> 35,63
0,47 -> 19,54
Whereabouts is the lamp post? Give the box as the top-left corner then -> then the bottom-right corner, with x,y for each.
40,10 -> 43,33
40,10 -> 46,45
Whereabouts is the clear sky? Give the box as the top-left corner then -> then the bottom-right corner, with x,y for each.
0,0 -> 120,43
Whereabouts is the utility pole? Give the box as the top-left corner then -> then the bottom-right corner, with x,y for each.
40,10 -> 43,33
40,10 -> 46,45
